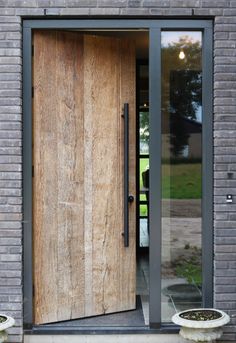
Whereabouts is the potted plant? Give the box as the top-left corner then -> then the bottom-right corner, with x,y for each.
0,314 -> 15,343
172,308 -> 230,342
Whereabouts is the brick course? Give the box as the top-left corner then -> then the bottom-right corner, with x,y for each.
0,0 -> 235,342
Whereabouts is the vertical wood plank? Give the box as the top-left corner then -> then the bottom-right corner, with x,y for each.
119,39 -> 136,310
33,31 -> 85,324
34,31 -> 59,324
55,31 -> 85,322
84,36 -> 136,316
85,36 -> 121,315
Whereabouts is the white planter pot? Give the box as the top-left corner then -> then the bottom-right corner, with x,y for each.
0,314 -> 15,343
172,308 -> 230,342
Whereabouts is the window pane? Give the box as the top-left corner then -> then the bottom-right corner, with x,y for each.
161,31 -> 202,322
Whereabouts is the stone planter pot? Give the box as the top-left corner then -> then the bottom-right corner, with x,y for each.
0,314 -> 15,343
172,308 -> 230,342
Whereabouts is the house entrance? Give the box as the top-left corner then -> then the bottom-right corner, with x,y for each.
23,19 -> 213,332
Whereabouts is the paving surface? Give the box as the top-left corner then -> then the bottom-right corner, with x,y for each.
139,199 -> 202,323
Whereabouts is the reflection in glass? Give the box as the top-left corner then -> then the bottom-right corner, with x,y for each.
161,32 -> 202,322
138,64 -> 149,248
140,111 -> 149,154
139,64 -> 149,155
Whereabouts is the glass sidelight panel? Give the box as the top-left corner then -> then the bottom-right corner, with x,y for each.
161,31 -> 203,322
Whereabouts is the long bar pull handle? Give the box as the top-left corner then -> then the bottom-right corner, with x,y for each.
123,103 -> 134,247
124,103 -> 129,247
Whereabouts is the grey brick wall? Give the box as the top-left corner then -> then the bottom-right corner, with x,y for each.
0,0 -> 236,342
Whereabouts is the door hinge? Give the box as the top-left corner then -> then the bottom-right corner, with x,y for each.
32,165 -> 34,177
32,86 -> 34,98
32,44 -> 34,57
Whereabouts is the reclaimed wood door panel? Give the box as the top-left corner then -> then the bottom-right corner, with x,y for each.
33,31 -> 136,324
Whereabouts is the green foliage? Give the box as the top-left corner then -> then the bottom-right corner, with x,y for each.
169,70 -> 202,157
162,37 -> 202,157
162,163 -> 202,199
139,159 -> 201,216
139,111 -> 149,145
139,158 -> 201,198
176,260 -> 202,286
175,246 -> 202,287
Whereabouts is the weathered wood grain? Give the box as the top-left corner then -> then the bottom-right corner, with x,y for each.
33,31 -> 85,324
83,35 -> 136,316
33,31 -> 136,324
34,30 -> 59,324
119,39 -> 136,311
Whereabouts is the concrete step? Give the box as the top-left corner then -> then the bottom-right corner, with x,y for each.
24,334 -> 182,343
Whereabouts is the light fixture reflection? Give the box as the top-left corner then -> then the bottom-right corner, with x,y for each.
179,50 -> 185,60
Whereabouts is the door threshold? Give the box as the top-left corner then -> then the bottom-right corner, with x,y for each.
24,324 -> 179,335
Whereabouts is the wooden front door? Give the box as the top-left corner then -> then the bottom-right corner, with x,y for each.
33,31 -> 136,325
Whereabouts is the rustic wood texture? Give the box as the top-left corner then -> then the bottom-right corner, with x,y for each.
84,36 -> 136,316
33,31 -> 136,325
33,31 -> 85,324
119,39 -> 136,311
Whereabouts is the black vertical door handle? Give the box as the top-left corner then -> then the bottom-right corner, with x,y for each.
123,103 -> 134,247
